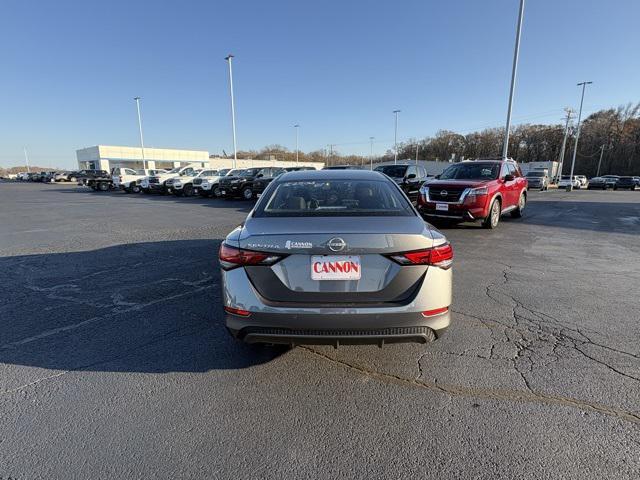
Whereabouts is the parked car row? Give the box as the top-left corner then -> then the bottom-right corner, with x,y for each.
14,170 -> 84,182
587,175 -> 640,190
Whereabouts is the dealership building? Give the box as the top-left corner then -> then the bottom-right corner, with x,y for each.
76,145 -> 210,171
76,145 -> 323,172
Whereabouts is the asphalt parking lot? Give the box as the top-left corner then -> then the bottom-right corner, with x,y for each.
1,181 -> 639,479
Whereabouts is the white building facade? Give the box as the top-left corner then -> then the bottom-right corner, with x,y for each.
76,145 -> 210,171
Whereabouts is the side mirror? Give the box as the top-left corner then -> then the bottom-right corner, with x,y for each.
435,174 -> 441,179
407,173 -> 416,179
256,173 -> 263,178
504,174 -> 515,182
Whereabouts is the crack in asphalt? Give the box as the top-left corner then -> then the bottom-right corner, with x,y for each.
300,346 -> 640,425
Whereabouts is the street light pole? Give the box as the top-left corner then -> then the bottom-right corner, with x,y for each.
415,144 -> 419,166
294,124 -> 300,164
133,97 -> 146,170
568,81 -> 593,191
225,54 -> 238,169
393,110 -> 401,164
556,107 -> 573,183
23,146 -> 30,173
596,144 -> 605,177
369,137 -> 374,170
502,0 -> 525,160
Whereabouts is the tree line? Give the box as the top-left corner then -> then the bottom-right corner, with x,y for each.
219,103 -> 640,176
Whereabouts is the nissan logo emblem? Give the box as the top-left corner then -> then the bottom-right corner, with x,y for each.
327,237 -> 347,252
440,190 -> 448,197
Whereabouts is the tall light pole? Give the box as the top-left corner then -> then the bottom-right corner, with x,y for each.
556,108 -> 573,183
23,146 -> 30,173
369,137 -> 374,170
133,97 -> 146,170
294,124 -> 300,164
596,144 -> 606,177
568,81 -> 593,191
502,0 -> 525,160
225,54 -> 238,169
393,110 -> 401,164
415,144 -> 419,166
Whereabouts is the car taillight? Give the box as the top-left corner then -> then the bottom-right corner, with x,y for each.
218,243 -> 284,270
387,243 -> 453,269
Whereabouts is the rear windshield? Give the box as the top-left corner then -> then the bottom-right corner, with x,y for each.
253,179 -> 414,217
440,163 -> 500,180
374,165 -> 408,178
240,168 -> 261,177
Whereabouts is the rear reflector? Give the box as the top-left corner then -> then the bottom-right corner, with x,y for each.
224,306 -> 251,317
422,306 -> 449,317
387,243 -> 453,269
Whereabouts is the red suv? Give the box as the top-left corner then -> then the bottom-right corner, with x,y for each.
416,159 -> 528,229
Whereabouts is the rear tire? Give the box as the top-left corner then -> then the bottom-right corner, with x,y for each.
242,187 -> 254,200
183,184 -> 194,197
213,187 -> 221,197
482,198 -> 501,229
98,182 -> 109,191
131,184 -> 141,194
511,192 -> 526,218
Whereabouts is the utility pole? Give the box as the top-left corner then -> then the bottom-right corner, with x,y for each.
568,81 -> 593,191
133,97 -> 146,170
415,144 -> 419,166
23,146 -> 30,173
596,144 -> 605,177
328,144 -> 335,166
369,137 -> 374,170
294,124 -> 300,164
225,54 -> 238,169
393,110 -> 401,164
502,0 -> 525,160
556,108 -> 573,183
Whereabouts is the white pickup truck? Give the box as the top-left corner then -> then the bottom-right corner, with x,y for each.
194,169 -> 241,197
112,168 -> 168,193
140,164 -> 202,194
166,169 -> 208,196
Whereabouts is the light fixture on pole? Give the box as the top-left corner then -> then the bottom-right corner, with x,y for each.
568,81 -> 593,191
225,54 -> 238,169
133,97 -> 146,170
556,107 -> 573,183
393,110 -> 401,164
294,124 -> 300,164
369,137 -> 374,170
502,0 -> 525,160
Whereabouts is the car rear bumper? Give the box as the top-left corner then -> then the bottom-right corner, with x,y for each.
221,264 -> 452,345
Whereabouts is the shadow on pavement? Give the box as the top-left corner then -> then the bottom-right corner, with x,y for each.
0,239 -> 286,375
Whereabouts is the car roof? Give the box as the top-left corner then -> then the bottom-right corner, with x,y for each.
277,169 -> 386,181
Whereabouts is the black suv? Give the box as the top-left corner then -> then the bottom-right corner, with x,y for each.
615,176 -> 637,190
249,167 -> 287,198
219,167 -> 264,200
374,164 -> 429,202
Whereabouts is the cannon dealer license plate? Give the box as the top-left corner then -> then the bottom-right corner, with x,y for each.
311,256 -> 361,281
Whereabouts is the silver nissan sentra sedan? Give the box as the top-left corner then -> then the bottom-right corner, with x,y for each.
219,169 -> 453,347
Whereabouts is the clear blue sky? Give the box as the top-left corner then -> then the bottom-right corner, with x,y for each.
1,0 -> 639,168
